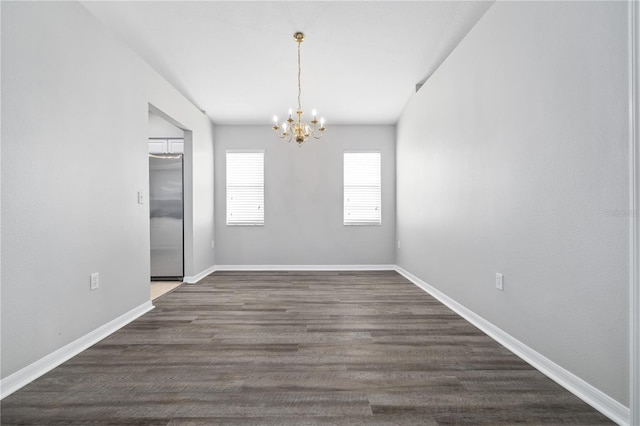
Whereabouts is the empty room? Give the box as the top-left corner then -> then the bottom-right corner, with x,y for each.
1,1 -> 639,425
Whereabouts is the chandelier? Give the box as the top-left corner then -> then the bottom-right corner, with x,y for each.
272,32 -> 325,146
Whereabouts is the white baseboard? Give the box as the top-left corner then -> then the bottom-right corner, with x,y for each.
183,264 -> 216,283
394,266 -> 630,426
214,264 -> 396,271
0,301 -> 154,400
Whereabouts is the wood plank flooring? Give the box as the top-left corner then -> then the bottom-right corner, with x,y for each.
1,271 -> 613,425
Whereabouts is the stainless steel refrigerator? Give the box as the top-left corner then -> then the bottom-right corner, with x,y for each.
149,154 -> 183,279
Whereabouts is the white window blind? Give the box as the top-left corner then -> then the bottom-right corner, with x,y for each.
226,151 -> 264,225
344,152 -> 381,225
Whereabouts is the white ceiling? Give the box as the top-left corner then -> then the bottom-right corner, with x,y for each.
82,1 -> 493,125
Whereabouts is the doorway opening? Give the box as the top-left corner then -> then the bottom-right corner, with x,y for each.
148,109 -> 185,299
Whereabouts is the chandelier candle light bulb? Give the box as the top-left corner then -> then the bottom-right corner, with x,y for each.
272,32 -> 326,146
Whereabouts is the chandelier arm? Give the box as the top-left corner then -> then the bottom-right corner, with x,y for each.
311,127 -> 324,139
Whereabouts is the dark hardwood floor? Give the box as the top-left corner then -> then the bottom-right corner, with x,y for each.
1,271 -> 613,425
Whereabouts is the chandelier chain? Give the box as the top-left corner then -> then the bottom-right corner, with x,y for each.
297,40 -> 302,111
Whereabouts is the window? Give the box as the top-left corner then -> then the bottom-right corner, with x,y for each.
344,151 -> 381,225
226,150 -> 264,225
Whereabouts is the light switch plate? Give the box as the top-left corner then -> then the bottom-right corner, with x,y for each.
496,273 -> 504,291
90,272 -> 99,290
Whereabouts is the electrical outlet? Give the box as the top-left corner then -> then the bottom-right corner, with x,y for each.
90,272 -> 99,290
496,273 -> 504,291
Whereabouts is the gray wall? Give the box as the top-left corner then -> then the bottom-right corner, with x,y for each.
148,110 -> 184,138
214,125 -> 395,266
396,1 -> 629,405
1,1 -> 215,379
